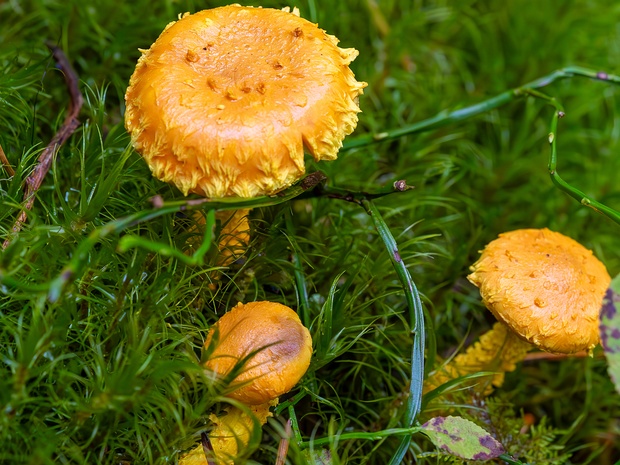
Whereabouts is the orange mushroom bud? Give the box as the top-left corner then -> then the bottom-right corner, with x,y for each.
204,301 -> 313,405
178,301 -> 312,465
125,5 -> 367,198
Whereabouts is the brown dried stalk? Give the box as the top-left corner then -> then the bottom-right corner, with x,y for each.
0,143 -> 15,177
275,418 -> 293,465
3,42 -> 83,249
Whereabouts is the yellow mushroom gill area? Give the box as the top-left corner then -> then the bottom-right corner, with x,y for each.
424,322 -> 532,395
125,5 -> 367,198
468,228 -> 611,354
179,401 -> 277,465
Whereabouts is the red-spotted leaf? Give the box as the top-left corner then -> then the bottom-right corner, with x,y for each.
599,273 -> 620,395
421,416 -> 504,461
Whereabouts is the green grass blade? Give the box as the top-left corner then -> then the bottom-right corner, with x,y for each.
361,200 -> 425,464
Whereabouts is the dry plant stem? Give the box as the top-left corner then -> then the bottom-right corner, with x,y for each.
275,419 -> 292,465
365,0 -> 390,37
2,43 -> 83,249
523,350 -> 593,362
0,143 -> 15,177
201,432 -> 216,465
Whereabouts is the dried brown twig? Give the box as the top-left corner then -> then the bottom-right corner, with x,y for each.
3,42 -> 83,249
0,143 -> 15,177
275,419 -> 293,465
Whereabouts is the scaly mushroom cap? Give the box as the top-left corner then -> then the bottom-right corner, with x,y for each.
468,228 -> 611,354
125,5 -> 367,198
204,301 -> 312,405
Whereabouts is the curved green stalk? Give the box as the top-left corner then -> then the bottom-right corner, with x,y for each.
346,66 -> 620,226
547,110 -> 620,225
520,87 -> 620,225
0,172 -> 327,302
344,66 -> 619,150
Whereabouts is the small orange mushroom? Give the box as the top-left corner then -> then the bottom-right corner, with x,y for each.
469,228 -> 610,354
426,228 -> 611,393
180,301 -> 312,465
204,301 -> 313,405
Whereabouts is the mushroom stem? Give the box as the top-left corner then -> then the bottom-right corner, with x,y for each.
179,402 -> 274,465
208,401 -> 276,465
213,209 -> 251,268
186,209 -> 251,276
424,322 -> 532,394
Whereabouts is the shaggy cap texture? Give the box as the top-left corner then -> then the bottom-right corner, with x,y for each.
424,322 -> 532,394
468,228 -> 611,354
204,301 -> 312,405
125,5 -> 367,198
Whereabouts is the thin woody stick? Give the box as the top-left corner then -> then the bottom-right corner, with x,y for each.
3,42 -> 84,249
0,143 -> 15,177
275,419 -> 292,465
200,432 -> 216,465
523,350 -> 594,362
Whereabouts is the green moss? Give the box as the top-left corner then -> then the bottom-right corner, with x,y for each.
1,0 -> 619,463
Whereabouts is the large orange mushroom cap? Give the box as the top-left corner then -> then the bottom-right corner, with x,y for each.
125,5 -> 367,198
204,301 -> 313,405
468,228 -> 611,354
